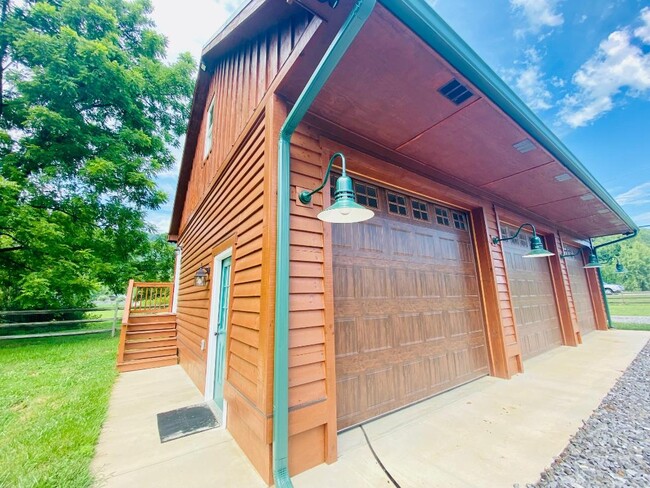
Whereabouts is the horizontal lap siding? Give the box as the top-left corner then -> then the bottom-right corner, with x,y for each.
180,12 -> 312,231
175,13 -> 315,484
289,124 -> 328,409
558,233 -> 579,328
485,207 -> 521,374
177,118 -> 266,395
286,123 -> 334,474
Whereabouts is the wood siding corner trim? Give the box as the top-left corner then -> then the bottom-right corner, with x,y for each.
470,207 -> 509,378
582,248 -> 609,331
492,206 -> 524,375
319,140 -> 339,463
546,234 -> 579,347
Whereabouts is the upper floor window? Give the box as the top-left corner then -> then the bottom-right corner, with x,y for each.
203,96 -> 215,160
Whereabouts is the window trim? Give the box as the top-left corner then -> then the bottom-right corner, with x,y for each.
203,96 -> 216,161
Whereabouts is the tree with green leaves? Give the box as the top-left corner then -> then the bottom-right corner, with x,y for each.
0,0 -> 193,310
596,229 -> 650,291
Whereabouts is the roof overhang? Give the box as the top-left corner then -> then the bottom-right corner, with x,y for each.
276,0 -> 636,238
170,0 -> 637,240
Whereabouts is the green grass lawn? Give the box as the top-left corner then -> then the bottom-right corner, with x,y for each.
607,293 -> 650,317
0,334 -> 118,488
612,322 -> 650,331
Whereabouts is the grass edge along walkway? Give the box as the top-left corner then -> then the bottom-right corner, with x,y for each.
0,333 -> 118,488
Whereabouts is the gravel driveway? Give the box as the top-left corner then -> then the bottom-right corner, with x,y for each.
529,338 -> 650,487
612,315 -> 650,324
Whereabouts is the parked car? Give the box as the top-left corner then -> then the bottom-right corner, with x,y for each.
603,283 -> 624,295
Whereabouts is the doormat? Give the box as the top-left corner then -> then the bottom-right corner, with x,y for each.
156,403 -> 219,443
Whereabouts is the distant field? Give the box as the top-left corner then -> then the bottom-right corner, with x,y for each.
608,292 -> 650,331
607,292 -> 650,317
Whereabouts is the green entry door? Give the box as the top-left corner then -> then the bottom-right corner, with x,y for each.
213,256 -> 232,411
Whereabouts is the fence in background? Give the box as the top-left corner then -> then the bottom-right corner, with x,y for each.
0,298 -> 123,340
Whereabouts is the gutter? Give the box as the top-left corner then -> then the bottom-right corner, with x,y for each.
380,0 -> 638,236
273,1 -> 376,487
592,230 -> 639,328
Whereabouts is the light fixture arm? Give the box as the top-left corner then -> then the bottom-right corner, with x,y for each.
593,229 -> 638,251
492,222 -> 538,245
299,152 -> 346,205
559,248 -> 582,258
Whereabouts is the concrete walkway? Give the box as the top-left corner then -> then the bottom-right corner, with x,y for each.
93,330 -> 649,488
91,366 -> 267,488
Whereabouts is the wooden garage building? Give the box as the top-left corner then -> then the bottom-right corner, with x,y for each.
116,0 -> 638,485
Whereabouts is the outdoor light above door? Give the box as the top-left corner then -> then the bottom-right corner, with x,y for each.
492,223 -> 554,258
194,264 -> 210,287
298,152 -> 374,224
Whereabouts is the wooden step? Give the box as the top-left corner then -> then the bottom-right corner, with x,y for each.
123,345 -> 177,361
126,328 -> 176,340
117,355 -> 178,373
128,313 -> 176,325
126,321 -> 176,332
125,336 -> 177,349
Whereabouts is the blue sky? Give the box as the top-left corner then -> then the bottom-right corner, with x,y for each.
148,0 -> 650,233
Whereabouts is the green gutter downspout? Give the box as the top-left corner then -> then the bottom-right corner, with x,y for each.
591,230 -> 639,328
273,1 -> 376,486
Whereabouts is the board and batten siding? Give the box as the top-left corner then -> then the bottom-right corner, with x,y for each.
180,11 -> 312,231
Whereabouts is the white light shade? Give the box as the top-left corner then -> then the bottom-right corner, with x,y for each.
317,204 -> 374,223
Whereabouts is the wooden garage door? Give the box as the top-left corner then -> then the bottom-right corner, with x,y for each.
501,224 -> 562,359
565,247 -> 597,334
333,181 -> 489,430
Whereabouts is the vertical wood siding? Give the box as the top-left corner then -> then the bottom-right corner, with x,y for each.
180,11 -> 312,232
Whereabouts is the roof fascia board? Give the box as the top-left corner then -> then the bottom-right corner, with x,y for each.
379,0 -> 638,235
202,0 -> 264,57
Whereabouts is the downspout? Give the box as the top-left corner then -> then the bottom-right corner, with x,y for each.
273,1 -> 376,486
591,230 -> 639,328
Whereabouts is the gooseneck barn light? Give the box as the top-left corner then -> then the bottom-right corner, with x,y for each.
194,264 -> 210,287
492,223 -> 554,258
560,247 -> 625,271
298,152 -> 375,224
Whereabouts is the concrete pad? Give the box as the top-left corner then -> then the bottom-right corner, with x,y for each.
92,365 -> 266,488
93,330 -> 648,487
293,330 -> 649,488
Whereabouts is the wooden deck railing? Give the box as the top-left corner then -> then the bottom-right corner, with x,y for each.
116,280 -> 174,365
129,281 -> 174,315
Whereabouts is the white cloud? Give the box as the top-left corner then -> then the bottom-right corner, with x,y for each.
511,0 -> 564,36
560,9 -> 650,128
502,49 -> 554,111
149,0 -> 240,62
147,211 -> 172,234
632,211 -> 650,226
616,182 -> 650,206
634,7 -> 650,43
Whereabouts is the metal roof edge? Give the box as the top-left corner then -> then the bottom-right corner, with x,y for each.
380,0 -> 638,235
